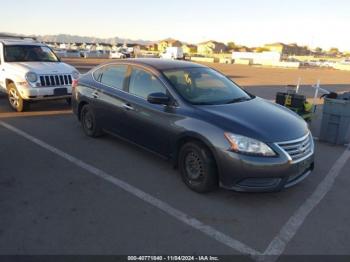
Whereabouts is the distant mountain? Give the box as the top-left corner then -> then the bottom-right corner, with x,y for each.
0,32 -> 153,45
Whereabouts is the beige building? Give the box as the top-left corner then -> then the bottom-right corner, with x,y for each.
147,43 -> 159,51
158,38 -> 182,52
264,43 -> 309,56
182,44 -> 197,54
197,41 -> 227,55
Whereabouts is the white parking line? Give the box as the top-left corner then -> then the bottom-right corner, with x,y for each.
263,144 -> 350,260
0,121 -> 260,257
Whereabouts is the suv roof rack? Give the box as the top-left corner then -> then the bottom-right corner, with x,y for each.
0,34 -> 38,42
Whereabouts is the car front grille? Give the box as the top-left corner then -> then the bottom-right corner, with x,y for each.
276,133 -> 313,163
39,74 -> 72,87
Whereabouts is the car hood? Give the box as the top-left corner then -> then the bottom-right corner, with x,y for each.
7,62 -> 76,75
197,97 -> 309,143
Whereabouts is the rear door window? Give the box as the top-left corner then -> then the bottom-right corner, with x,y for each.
94,65 -> 128,90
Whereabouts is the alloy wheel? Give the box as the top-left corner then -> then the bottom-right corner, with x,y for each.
83,111 -> 94,130
9,88 -> 20,109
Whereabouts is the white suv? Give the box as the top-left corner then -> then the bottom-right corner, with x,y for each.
109,50 -> 126,59
0,36 -> 79,112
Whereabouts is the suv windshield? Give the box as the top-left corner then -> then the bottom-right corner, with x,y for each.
163,67 -> 252,105
4,45 -> 59,62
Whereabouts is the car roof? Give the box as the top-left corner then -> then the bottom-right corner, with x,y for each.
118,58 -> 206,71
1,39 -> 45,46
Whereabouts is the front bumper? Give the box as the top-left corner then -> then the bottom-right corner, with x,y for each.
17,85 -> 72,100
217,146 -> 315,192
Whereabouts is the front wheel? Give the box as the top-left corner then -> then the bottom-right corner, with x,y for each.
80,104 -> 103,137
8,83 -> 29,112
179,142 -> 218,193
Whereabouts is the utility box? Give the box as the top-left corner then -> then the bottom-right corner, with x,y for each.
320,93 -> 350,145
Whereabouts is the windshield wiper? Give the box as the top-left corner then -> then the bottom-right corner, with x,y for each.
193,102 -> 217,105
192,97 -> 251,105
224,97 -> 251,104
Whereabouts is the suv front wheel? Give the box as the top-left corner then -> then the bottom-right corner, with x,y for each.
8,83 -> 29,112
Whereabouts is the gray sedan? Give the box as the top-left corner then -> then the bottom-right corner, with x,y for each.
72,59 -> 315,193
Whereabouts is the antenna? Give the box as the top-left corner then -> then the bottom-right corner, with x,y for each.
296,77 -> 302,93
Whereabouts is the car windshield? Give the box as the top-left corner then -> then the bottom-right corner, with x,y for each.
163,67 -> 252,105
4,45 -> 60,62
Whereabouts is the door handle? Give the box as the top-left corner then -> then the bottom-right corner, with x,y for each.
92,91 -> 99,98
122,103 -> 134,111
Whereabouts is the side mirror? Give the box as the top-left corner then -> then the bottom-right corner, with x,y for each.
147,92 -> 170,105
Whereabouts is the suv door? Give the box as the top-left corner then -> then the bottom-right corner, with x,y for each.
121,66 -> 179,156
91,64 -> 130,136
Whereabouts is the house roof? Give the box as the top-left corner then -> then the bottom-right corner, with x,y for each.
183,44 -> 197,48
125,43 -> 141,47
198,40 -> 226,46
159,38 -> 181,44
264,42 -> 286,47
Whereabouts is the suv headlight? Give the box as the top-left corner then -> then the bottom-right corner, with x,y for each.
224,133 -> 276,156
25,72 -> 38,83
72,71 -> 80,80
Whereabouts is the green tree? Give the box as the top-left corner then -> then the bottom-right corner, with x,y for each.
255,47 -> 269,53
227,42 -> 236,51
329,47 -> 339,54
315,47 -> 323,53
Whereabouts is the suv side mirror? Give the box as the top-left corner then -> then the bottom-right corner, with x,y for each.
147,92 -> 170,105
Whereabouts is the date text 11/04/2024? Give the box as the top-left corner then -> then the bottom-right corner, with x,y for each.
127,256 -> 220,261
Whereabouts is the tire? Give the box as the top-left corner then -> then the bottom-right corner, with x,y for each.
7,83 -> 30,112
178,141 -> 218,193
80,104 -> 103,137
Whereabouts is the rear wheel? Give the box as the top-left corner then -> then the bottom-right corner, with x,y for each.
7,83 -> 29,112
80,104 -> 103,137
179,141 -> 218,193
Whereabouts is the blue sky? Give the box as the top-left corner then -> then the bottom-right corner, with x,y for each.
1,0 -> 349,50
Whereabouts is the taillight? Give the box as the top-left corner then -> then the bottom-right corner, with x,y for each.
72,79 -> 79,89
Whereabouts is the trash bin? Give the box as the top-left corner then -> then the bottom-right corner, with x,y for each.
320,92 -> 350,145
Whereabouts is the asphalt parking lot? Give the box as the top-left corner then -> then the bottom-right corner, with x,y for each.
1,61 -> 350,261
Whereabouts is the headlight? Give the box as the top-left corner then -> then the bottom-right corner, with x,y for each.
72,71 -> 80,80
25,72 -> 38,83
224,133 -> 276,156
